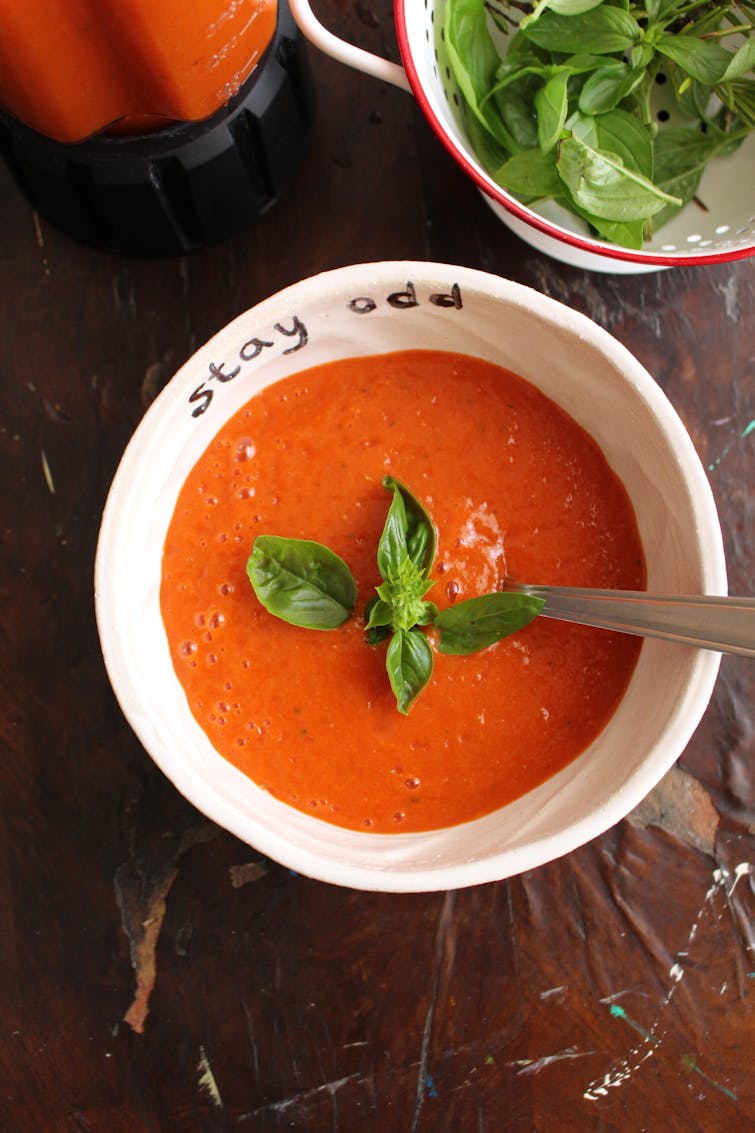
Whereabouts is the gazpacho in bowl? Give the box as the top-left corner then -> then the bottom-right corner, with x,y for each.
95,262 -> 725,891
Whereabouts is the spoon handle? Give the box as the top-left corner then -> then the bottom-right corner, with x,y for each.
505,584 -> 755,658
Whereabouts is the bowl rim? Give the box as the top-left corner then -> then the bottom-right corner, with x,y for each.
393,0 -> 755,269
95,261 -> 726,891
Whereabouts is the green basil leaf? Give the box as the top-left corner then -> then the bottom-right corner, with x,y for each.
366,626 -> 392,647
536,71 -> 570,152
435,593 -> 545,655
723,79 -> 755,131
547,0 -> 606,13
386,628 -> 434,714
648,124 -> 725,231
364,594 -> 392,646
558,133 -> 682,219
418,600 -> 439,626
522,0 -> 610,29
568,194 -> 648,246
493,56 -> 547,88
656,34 -> 732,85
464,111 -> 511,175
364,596 -> 394,631
445,0 -> 516,149
493,146 -> 564,200
582,210 -> 647,248
247,536 -> 356,630
631,43 -> 654,70
378,476 -> 436,581
522,8 -> 641,55
674,76 -> 715,121
569,108 -> 653,177
723,39 -> 755,83
646,0 -> 682,20
562,53 -> 617,75
578,63 -> 645,115
493,73 -> 541,149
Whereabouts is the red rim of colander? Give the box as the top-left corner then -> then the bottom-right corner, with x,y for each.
394,0 -> 753,268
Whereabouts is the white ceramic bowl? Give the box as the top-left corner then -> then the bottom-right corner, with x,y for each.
95,262 -> 725,891
290,0 -> 755,274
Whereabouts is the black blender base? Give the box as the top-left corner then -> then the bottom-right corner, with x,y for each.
0,0 -> 315,256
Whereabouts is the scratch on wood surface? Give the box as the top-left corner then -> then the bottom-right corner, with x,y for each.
511,1047 -> 595,1076
241,997 -> 261,1087
628,765 -> 719,857
141,359 -> 172,409
238,1073 -> 362,1120
716,274 -> 740,321
715,861 -> 754,959
583,863 -> 750,1103
32,212 -> 51,276
33,211 -> 45,249
114,823 -> 218,1034
411,890 -> 456,1129
41,450 -> 55,494
539,985 -> 567,1001
197,1045 -> 223,1107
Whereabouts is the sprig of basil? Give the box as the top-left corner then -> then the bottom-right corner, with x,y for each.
247,536 -> 356,629
368,477 -> 438,711
247,479 -> 544,713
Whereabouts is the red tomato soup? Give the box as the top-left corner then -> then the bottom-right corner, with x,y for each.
161,350 -> 645,833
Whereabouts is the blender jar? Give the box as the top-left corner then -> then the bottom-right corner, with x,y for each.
0,0 -> 314,254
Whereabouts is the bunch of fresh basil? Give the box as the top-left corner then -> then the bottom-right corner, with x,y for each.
445,0 -> 754,248
247,476 -> 544,713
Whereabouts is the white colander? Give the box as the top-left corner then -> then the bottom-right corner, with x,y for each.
290,0 -> 755,273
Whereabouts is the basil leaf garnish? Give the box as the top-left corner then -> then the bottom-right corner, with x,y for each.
364,595 -> 394,631
378,476 -> 437,581
386,628 -> 434,715
435,593 -> 545,655
247,536 -> 356,630
246,479 -> 545,712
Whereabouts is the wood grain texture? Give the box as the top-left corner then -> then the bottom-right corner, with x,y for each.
0,2 -> 752,1130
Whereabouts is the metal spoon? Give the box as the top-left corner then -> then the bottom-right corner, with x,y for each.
504,582 -> 755,659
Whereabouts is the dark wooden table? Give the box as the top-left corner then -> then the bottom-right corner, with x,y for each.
1,3 -> 753,1129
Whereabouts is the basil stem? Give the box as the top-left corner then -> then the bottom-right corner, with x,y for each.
386,628 -> 434,715
247,536 -> 356,630
435,592 -> 546,655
